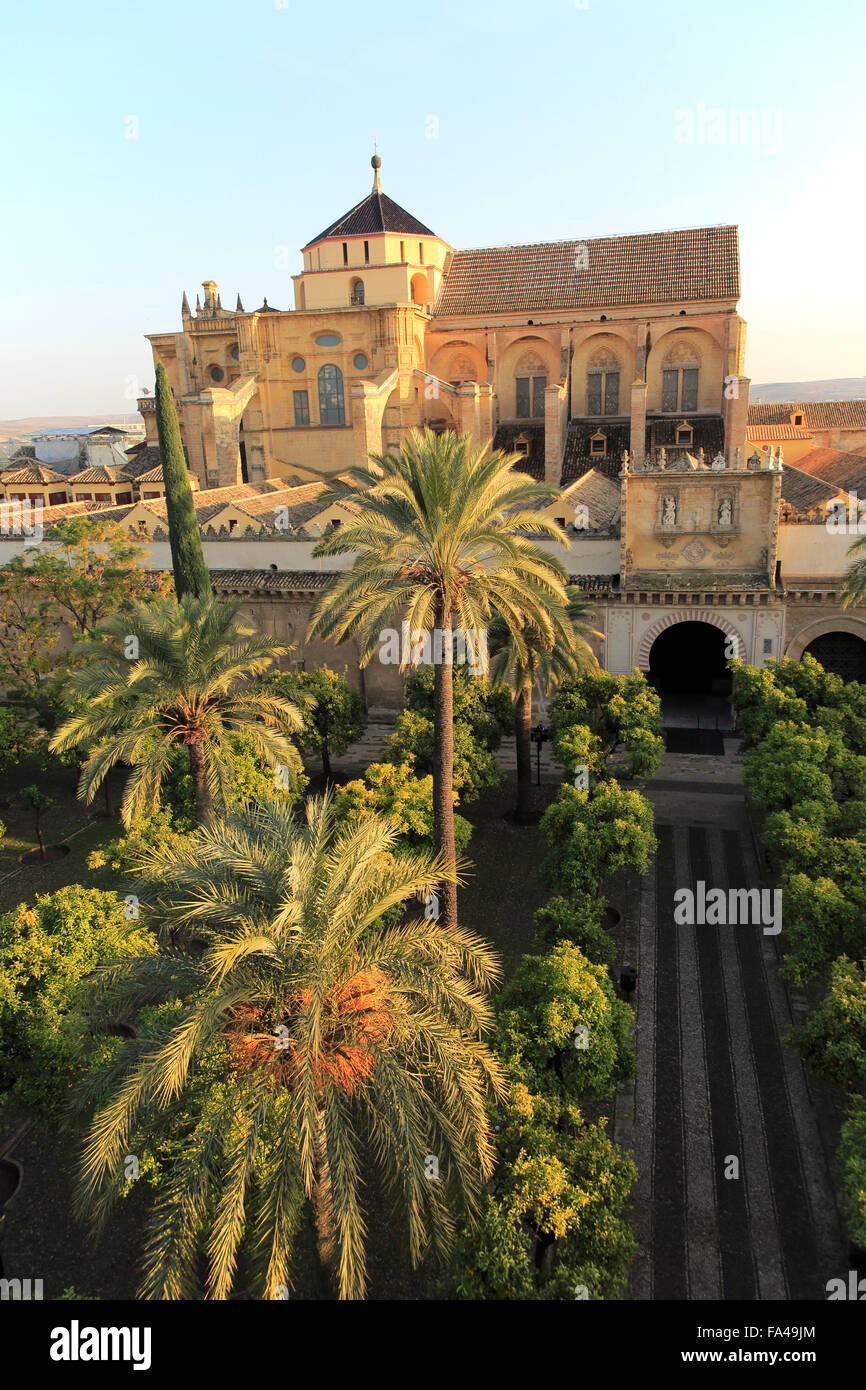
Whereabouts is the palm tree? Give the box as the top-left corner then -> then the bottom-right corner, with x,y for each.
50,592 -> 304,827
840,532 -> 866,609
308,428 -> 570,929
73,794 -> 506,1300
489,589 -> 602,824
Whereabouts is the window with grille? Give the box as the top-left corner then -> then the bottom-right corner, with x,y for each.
663,366 -> 699,412
293,390 -> 310,426
318,365 -> 345,425
587,370 -> 619,415
516,374 -> 547,418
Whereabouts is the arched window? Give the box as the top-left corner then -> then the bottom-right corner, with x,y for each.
318,364 -> 345,426
350,278 -> 365,305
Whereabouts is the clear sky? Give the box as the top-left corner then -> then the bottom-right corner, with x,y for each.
2,0 -> 864,417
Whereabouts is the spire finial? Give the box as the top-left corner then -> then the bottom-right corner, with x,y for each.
371,146 -> 382,194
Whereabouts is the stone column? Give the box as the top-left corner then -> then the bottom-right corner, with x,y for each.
544,383 -> 567,486
724,375 -> 750,465
350,381 -> 387,467
630,381 -> 647,464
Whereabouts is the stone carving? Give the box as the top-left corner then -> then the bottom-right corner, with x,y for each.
711,452 -> 726,470
681,538 -> 708,564
718,497 -> 733,526
662,495 -> 677,525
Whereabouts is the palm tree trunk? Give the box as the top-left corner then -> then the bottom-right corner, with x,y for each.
515,681 -> 534,824
321,742 -> 331,780
432,602 -> 457,930
186,738 -> 215,826
312,1109 -> 339,1298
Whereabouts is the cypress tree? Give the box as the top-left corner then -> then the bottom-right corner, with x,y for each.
154,361 -> 212,601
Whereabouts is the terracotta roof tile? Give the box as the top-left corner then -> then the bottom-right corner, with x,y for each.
747,400 -> 866,429
435,225 -> 739,317
746,424 -> 814,441
780,464 -> 849,511
791,447 -> 866,493
0,462 -> 70,486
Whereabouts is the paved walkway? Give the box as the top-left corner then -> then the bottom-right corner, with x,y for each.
321,715 -> 566,784
616,745 -> 845,1300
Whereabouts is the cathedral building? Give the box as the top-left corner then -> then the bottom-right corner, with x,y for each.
3,160 -> 865,708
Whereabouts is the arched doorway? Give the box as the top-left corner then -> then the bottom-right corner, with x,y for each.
803,631 -> 866,682
647,619 -> 734,749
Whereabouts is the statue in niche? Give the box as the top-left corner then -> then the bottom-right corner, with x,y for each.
662,495 -> 677,526
718,496 -> 733,527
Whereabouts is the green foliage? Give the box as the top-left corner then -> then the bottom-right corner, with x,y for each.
743,721 -> 834,810
496,944 -> 635,1102
383,666 -> 510,800
332,758 -> 472,856
403,663 -> 513,750
0,707 -> 41,774
787,957 -> 866,1089
540,780 -> 657,897
72,795 -> 504,1301
87,805 -> 192,876
448,1086 -> 637,1300
550,669 -> 663,781
270,664 -> 366,773
780,869 -> 866,985
383,707 -> 502,802
155,361 -> 211,602
532,894 -> 615,965
49,592 -> 303,827
839,1097 -> 866,1250
0,885 -> 155,1115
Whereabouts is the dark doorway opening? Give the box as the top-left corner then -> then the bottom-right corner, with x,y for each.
648,620 -> 733,740
803,632 -> 866,683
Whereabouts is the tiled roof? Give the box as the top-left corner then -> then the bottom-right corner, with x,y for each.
493,423 -> 545,475
38,500 -> 109,522
780,464 -> 848,511
124,447 -> 163,477
791,447 -> 866,493
434,225 -> 739,317
747,400 -> 866,429
209,569 -> 339,592
746,424 -> 813,441
648,415 -> 725,453
563,469 -> 621,529
305,190 -> 435,248
562,422 -> 630,482
69,465 -> 131,485
0,462 -> 70,485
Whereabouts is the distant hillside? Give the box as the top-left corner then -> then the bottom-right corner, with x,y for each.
750,379 -> 866,403
0,414 -> 144,443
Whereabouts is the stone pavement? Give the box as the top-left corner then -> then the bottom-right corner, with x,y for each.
616,743 -> 846,1300
320,715 -> 566,784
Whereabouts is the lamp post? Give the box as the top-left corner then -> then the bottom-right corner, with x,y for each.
530,721 -> 549,786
